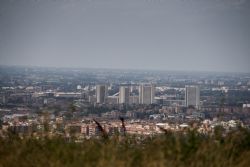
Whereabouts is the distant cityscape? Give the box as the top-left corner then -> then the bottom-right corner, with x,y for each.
0,66 -> 250,139
0,0 -> 250,166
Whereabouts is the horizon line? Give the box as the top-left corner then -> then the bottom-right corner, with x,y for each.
0,64 -> 249,74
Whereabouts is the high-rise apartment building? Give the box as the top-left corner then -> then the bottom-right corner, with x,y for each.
96,85 -> 106,103
129,96 -> 139,105
139,84 -> 155,104
119,86 -> 129,104
185,85 -> 200,108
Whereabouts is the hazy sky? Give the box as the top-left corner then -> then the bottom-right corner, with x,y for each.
0,0 -> 249,72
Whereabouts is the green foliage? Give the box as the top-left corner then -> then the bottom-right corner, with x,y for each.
0,129 -> 250,167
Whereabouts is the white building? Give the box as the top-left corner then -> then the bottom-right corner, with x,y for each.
139,84 -> 155,104
185,85 -> 200,108
96,85 -> 107,103
243,104 -> 250,108
129,96 -> 139,105
77,85 -> 82,90
119,86 -> 130,104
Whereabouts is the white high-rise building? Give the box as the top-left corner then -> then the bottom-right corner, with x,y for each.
129,96 -> 139,105
96,85 -> 106,103
185,85 -> 200,108
139,84 -> 155,104
119,86 -> 129,104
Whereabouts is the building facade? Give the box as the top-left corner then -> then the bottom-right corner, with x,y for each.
185,85 -> 200,108
139,84 -> 155,104
96,85 -> 106,103
119,86 -> 130,104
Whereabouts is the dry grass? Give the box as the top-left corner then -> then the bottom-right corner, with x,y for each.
0,129 -> 250,167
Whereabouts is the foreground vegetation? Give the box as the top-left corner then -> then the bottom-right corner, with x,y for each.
1,129 -> 250,167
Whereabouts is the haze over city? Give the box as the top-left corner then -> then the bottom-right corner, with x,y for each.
0,0 -> 249,72
1,1 -> 250,167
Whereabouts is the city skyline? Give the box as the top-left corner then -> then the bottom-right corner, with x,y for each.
0,1 -> 250,166
0,65 -> 249,166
